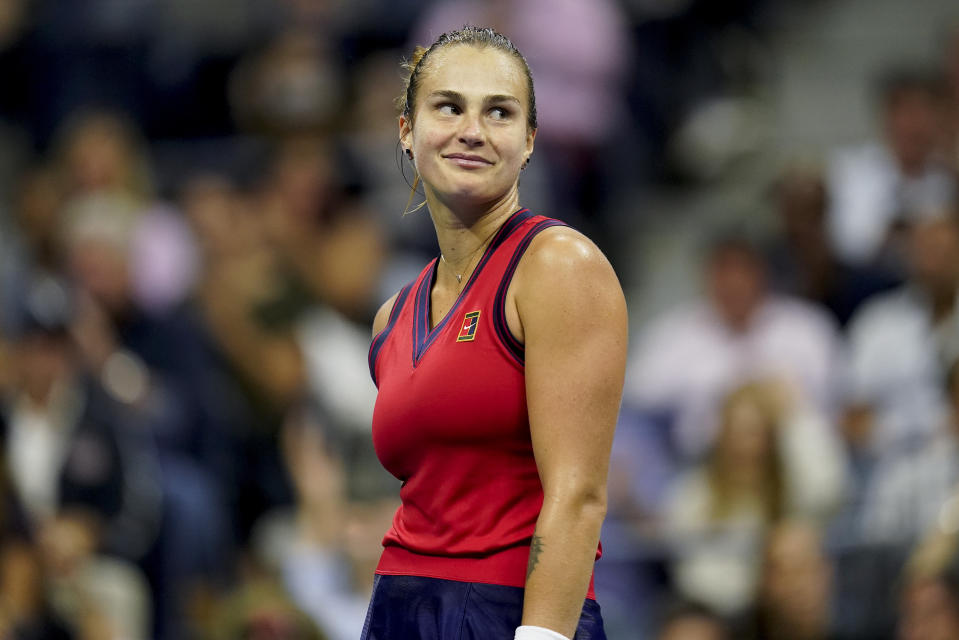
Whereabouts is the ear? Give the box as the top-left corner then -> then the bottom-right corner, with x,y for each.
399,114 -> 413,151
525,127 -> 537,159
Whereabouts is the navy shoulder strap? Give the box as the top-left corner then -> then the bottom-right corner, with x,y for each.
368,280 -> 416,387
492,218 -> 568,366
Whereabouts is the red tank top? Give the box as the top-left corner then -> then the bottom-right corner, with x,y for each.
368,209 -> 597,596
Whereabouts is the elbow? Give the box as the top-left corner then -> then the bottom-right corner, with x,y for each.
543,483 -> 609,523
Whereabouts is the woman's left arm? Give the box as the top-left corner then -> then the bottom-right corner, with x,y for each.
514,228 -> 628,638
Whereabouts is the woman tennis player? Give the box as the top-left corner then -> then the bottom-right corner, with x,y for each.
364,26 -> 627,640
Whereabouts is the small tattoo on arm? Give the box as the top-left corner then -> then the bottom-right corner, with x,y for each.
527,535 -> 544,579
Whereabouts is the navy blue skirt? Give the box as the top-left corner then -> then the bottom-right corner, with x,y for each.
361,575 -> 606,640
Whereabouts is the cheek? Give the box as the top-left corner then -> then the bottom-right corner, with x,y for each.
410,128 -> 451,174
502,130 -> 531,159
413,127 -> 449,156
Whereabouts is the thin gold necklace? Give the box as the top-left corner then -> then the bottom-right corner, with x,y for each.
440,231 -> 496,286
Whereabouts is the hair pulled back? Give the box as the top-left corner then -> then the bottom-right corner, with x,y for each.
398,25 -> 538,131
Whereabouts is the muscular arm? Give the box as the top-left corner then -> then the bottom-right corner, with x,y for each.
514,229 -> 628,637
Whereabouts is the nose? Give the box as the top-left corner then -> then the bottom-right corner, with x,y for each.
458,111 -> 485,147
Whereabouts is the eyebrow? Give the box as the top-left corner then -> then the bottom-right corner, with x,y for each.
427,90 -> 521,105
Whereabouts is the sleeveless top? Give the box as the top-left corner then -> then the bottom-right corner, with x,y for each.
368,209 -> 597,597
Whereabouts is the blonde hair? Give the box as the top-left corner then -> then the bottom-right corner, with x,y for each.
53,110 -> 154,201
706,382 -> 785,522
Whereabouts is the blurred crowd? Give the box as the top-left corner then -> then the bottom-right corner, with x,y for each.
607,27 -> 959,640
0,0 -> 958,639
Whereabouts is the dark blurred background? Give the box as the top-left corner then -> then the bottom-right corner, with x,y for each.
0,0 -> 958,639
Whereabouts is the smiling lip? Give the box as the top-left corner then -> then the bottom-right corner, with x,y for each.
444,153 -> 493,169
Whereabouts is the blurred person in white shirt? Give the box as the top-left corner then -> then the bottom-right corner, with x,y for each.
845,211 -> 959,458
826,69 -> 956,270
863,357 -> 959,546
626,235 -> 845,460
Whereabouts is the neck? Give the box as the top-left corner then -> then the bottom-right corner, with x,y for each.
426,186 -> 522,275
721,307 -> 757,334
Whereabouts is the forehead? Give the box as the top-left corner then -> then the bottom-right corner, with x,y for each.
418,45 -> 528,103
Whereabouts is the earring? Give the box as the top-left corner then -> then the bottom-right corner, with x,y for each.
405,148 -> 414,160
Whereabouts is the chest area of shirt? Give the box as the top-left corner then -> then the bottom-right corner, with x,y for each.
400,254 -> 511,366
372,330 -> 529,477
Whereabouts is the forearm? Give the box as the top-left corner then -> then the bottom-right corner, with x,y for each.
521,494 -> 606,638
209,310 -> 305,403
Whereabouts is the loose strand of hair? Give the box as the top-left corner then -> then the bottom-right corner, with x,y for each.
402,174 -> 427,216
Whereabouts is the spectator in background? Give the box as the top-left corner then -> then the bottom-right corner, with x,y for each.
61,189 -> 234,473
655,601 -> 729,640
340,50 -> 439,297
1,296 -> 156,639
183,135 -> 389,495
844,211 -> 959,459
52,111 -> 152,203
626,235 -> 844,459
665,382 -> 844,617
1,166 -> 67,338
250,403 -> 394,640
826,69 -> 956,271
750,520 -> 836,640
0,541 -> 74,639
53,111 -> 198,315
941,22 -> 959,171
184,172 -> 308,412
862,357 -> 959,546
229,29 -> 344,138
208,578 -> 327,640
766,162 -> 900,327
184,154 -> 391,531
0,409 -> 74,639
60,188 -> 241,640
258,137 -> 385,323
898,546 -> 959,640
258,137 -> 391,496
182,171 -> 309,553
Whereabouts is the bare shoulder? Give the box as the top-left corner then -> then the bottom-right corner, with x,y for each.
517,226 -> 624,301
371,291 -> 401,338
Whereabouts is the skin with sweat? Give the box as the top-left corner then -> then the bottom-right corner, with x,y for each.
374,44 -> 627,636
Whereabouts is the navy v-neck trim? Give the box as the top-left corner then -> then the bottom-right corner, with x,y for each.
411,208 -> 532,367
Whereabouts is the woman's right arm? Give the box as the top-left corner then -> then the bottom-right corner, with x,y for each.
371,292 -> 400,338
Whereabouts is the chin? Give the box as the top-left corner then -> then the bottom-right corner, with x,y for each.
444,191 -> 497,209
442,181 -> 501,204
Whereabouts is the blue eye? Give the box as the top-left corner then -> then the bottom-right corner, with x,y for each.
489,107 -> 510,120
438,103 -> 460,115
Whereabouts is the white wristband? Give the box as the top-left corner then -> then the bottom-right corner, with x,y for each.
514,625 -> 570,640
